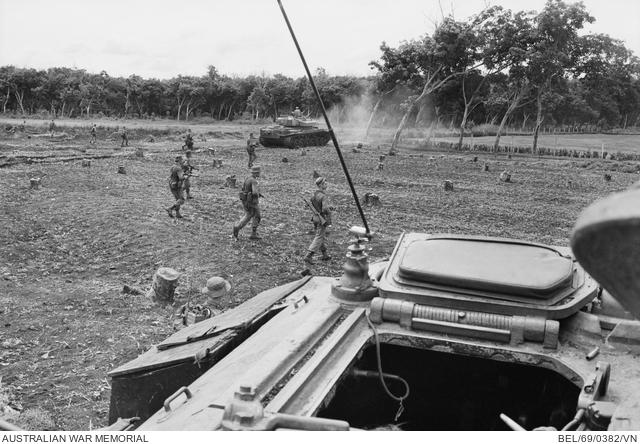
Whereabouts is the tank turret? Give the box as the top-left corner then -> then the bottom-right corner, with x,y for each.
259,116 -> 331,149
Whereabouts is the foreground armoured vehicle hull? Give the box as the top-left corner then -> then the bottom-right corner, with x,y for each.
259,116 -> 331,149
108,203 -> 640,430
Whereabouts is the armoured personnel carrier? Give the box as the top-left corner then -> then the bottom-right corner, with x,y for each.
259,116 -> 331,149
105,0 -> 640,432
107,202 -> 640,430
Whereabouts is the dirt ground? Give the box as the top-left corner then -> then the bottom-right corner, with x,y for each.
0,118 -> 638,430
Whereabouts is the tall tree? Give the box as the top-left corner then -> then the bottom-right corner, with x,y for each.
527,0 -> 594,152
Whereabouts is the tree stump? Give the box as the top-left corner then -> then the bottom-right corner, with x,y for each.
377,162 -> 384,171
282,157 -> 289,163
147,267 -> 180,306
482,163 -> 489,172
443,180 -> 454,191
352,147 -> 361,153
499,170 -> 511,182
379,155 -> 386,162
135,148 -> 144,157
216,159 -> 223,168
363,192 -> 381,206
225,175 -> 237,188
472,156 -> 478,162
300,149 -> 306,156
117,165 -> 126,174
312,170 -> 321,179
604,174 -> 612,182
81,160 -> 91,167
29,177 -> 41,190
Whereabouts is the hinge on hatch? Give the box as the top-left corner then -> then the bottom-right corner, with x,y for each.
369,297 -> 559,348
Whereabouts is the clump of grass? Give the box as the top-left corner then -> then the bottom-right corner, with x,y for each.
0,378 -> 55,430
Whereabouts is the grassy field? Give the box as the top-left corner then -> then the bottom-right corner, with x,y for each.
1,119 -> 639,429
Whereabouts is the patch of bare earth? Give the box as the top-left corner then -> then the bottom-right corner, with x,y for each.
0,121 -> 637,429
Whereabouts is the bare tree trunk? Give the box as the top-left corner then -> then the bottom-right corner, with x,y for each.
176,96 -> 186,121
14,90 -> 26,115
390,109 -> 412,154
185,98 -> 193,121
226,101 -> 236,120
522,113 -> 530,130
532,89 -> 544,154
365,97 -> 383,141
124,91 -> 131,117
218,102 -> 226,120
493,85 -> 529,151
457,104 -> 471,150
2,86 -> 9,113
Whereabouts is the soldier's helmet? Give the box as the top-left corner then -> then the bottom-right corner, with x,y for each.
201,277 -> 231,299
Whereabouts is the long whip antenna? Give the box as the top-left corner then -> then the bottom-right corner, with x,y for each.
276,0 -> 370,234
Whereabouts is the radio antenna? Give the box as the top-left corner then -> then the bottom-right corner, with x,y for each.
276,0 -> 371,235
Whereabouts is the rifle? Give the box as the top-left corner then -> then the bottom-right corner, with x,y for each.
302,196 -> 326,225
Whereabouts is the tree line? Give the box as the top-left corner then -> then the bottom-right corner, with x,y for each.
0,64 -> 366,122
1,0 -> 638,151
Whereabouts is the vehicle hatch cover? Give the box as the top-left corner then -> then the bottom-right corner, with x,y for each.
399,237 -> 574,299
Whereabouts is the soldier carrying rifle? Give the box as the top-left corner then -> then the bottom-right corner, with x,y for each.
233,166 -> 263,240
182,150 -> 198,200
246,132 -> 259,168
303,176 -> 332,264
183,129 -> 194,152
166,156 -> 186,218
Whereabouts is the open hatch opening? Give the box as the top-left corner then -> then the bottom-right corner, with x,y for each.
316,343 -> 580,431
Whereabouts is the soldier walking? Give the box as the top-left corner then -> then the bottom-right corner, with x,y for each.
120,126 -> 129,147
233,166 -> 262,240
166,156 -> 185,218
49,119 -> 56,137
182,150 -> 197,199
90,123 -> 97,144
304,176 -> 332,264
183,129 -> 194,152
246,132 -> 258,168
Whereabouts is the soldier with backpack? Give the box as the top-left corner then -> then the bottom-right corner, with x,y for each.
304,176 -> 332,264
233,165 -> 262,240
246,133 -> 258,168
166,156 -> 185,218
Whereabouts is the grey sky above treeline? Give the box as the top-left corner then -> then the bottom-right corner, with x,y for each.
1,0 -> 638,79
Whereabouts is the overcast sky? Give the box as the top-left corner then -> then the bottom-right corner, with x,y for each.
1,0 -> 639,79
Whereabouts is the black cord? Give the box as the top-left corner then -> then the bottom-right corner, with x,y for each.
365,311 -> 410,420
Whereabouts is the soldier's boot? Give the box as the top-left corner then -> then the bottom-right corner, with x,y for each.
320,248 -> 332,261
304,251 -> 315,265
232,225 -> 240,240
175,209 -> 184,219
166,207 -> 174,218
249,228 -> 261,240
